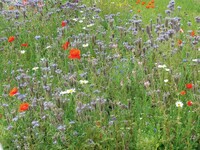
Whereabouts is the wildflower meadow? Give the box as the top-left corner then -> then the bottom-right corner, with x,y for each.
0,0 -> 200,149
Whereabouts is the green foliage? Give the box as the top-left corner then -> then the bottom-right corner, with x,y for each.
0,0 -> 199,149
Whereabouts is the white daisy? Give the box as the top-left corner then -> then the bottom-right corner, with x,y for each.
20,50 -> 26,54
158,64 -> 167,68
60,88 -> 76,95
72,18 -> 78,22
46,46 -> 51,49
32,67 -> 39,71
87,23 -> 94,27
192,59 -> 200,62
165,68 -> 170,72
41,58 -> 46,61
82,43 -> 89,47
79,80 -> 88,84
164,79 -> 169,83
175,101 -> 183,108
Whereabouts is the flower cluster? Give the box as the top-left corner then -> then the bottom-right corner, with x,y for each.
1,0 -> 199,149
176,83 -> 194,107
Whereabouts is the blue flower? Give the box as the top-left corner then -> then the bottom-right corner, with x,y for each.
35,35 -> 41,40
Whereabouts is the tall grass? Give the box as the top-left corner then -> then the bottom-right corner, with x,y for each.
0,0 -> 199,149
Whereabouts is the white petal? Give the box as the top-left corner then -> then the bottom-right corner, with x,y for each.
82,43 -> 89,47
20,50 -> 26,54
32,67 -> 39,71
0,143 -> 3,150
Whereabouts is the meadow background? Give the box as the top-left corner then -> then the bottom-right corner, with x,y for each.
0,0 -> 200,149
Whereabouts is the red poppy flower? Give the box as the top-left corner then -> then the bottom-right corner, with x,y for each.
187,101 -> 193,106
8,36 -> 15,42
190,31 -> 195,37
136,0 -> 140,4
146,5 -> 150,9
9,87 -> 18,96
68,48 -> 81,59
141,2 -> 146,5
61,21 -> 67,27
19,103 -> 29,112
180,90 -> 186,95
151,5 -> 155,8
62,41 -> 70,50
186,83 -> 193,89
21,43 -> 28,47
